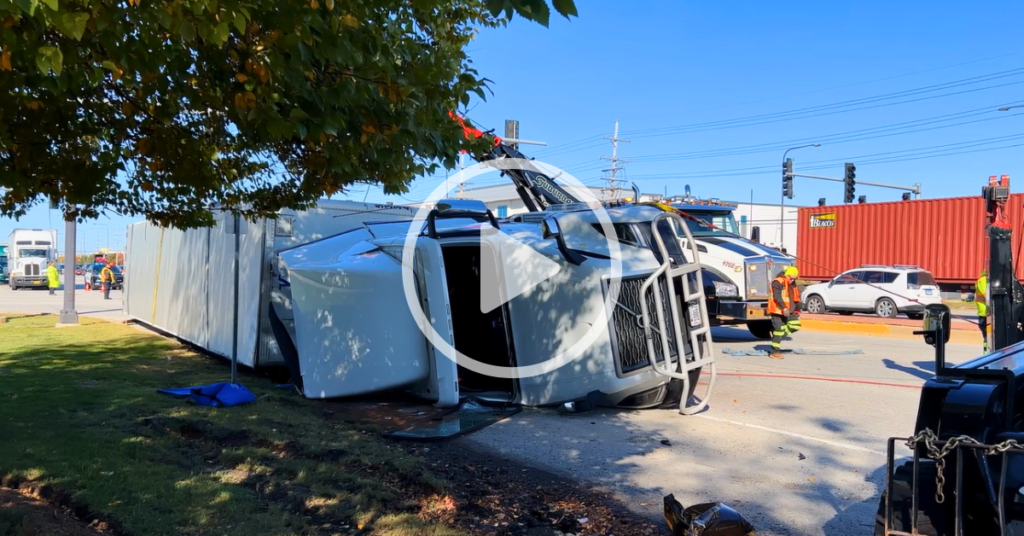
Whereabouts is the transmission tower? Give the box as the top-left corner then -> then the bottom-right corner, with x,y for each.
600,121 -> 630,200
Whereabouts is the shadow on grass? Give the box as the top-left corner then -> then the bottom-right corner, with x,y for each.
0,316 -> 461,536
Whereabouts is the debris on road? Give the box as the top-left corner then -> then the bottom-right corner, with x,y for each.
664,494 -> 756,535
661,439 -> 672,446
798,452 -> 807,460
720,346 -> 864,356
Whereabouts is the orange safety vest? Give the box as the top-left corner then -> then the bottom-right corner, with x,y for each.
767,275 -> 792,315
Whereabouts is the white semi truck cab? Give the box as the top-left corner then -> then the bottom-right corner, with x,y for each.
6,229 -> 57,290
664,196 -> 794,340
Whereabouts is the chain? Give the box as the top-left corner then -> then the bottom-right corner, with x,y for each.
904,428 -> 1024,504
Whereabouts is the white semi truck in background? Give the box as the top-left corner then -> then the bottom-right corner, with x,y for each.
660,194 -> 795,340
6,229 -> 58,290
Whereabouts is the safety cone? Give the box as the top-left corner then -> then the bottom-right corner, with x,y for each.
84,281 -> 91,291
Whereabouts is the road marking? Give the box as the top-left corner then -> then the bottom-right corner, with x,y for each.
709,371 -> 921,389
695,414 -> 887,456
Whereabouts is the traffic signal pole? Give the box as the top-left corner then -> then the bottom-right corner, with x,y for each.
789,173 -> 922,198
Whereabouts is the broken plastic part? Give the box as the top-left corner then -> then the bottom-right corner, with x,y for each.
664,494 -> 756,536
381,399 -> 520,441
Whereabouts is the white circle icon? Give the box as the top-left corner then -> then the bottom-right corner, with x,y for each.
400,158 -> 624,379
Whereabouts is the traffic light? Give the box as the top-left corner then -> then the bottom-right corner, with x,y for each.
782,158 -> 794,199
858,195 -> 867,204
901,192 -> 911,201
844,162 -> 856,203
818,198 -> 826,206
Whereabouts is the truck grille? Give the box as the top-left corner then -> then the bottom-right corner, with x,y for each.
24,263 -> 40,276
745,259 -> 770,299
605,276 -> 678,375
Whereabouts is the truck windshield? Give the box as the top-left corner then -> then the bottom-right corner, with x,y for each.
18,248 -> 48,258
682,212 -> 740,237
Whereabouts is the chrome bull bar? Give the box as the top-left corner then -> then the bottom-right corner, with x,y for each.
639,212 -> 716,415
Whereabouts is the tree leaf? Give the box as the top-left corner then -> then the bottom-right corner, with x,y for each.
551,0 -> 577,18
14,0 -> 38,16
214,21 -> 230,45
40,0 -> 57,10
0,50 -> 11,71
178,20 -> 195,42
513,0 -> 549,26
484,0 -> 506,17
49,47 -> 62,75
57,12 -> 90,41
232,12 -> 246,33
341,13 -> 358,27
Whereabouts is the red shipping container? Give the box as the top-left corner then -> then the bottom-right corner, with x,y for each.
796,193 -> 1024,287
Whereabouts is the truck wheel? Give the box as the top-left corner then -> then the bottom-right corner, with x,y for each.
805,295 -> 825,314
874,461 -> 950,536
875,298 -> 897,318
747,320 -> 773,340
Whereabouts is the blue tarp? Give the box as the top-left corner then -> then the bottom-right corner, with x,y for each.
157,382 -> 256,407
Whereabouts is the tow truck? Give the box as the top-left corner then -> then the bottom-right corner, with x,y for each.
876,174 -> 1024,535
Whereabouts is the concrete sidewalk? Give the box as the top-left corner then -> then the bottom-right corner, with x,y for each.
0,276 -> 130,323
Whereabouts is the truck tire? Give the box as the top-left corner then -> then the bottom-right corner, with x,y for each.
874,461 -> 950,536
747,320 -> 773,340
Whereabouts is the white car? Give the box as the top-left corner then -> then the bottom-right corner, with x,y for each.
801,265 -> 942,319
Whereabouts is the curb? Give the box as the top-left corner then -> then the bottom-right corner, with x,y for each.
801,318 -> 982,345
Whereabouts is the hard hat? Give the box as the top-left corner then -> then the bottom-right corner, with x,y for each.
784,266 -> 799,278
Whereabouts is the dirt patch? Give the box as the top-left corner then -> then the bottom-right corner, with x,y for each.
0,485 -> 110,536
407,440 -> 664,536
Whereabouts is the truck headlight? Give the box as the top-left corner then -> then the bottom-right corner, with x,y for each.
713,281 -> 739,297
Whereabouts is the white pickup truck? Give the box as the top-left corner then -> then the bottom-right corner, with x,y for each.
6,228 -> 57,290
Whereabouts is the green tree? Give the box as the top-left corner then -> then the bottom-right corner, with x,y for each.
0,0 -> 576,227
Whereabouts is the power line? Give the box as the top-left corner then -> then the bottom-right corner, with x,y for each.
530,51 -> 1024,146
621,67 -> 1024,138
625,133 -> 1024,180
629,104 -> 1024,162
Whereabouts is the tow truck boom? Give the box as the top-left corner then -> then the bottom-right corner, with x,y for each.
452,114 -> 582,212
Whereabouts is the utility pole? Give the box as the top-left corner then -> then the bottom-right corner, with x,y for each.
601,121 -> 630,200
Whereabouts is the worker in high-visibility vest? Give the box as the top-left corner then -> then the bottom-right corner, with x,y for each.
46,261 -> 60,296
100,262 -> 115,300
977,269 -> 988,353
768,266 -> 802,359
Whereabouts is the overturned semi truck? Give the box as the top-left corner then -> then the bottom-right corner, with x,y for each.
123,197 -> 718,414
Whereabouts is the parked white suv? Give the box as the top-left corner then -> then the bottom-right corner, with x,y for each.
801,265 -> 942,319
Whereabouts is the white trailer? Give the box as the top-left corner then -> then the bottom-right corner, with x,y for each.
6,228 -> 57,290
123,200 -> 419,369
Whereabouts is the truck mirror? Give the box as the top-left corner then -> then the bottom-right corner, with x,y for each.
750,226 -> 761,243
921,303 -> 951,346
542,216 -> 560,239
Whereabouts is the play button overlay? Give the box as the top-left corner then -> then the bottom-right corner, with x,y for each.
479,228 -> 562,314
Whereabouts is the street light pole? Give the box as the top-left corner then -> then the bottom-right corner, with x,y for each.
780,143 -> 821,253
59,216 -> 79,325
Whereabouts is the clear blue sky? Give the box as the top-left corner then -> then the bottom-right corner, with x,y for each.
4,0 -> 1023,248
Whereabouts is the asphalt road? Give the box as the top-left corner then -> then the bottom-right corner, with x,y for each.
0,275 -> 128,322
460,327 -> 982,536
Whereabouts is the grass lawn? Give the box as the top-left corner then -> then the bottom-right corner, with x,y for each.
0,316 -> 463,536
